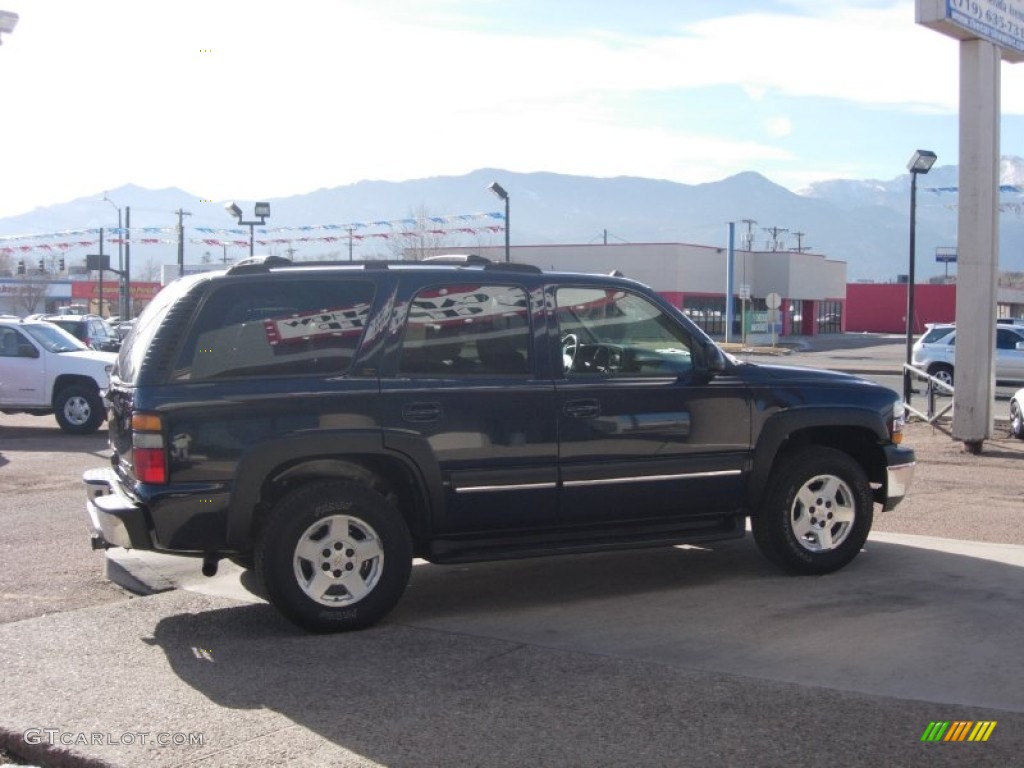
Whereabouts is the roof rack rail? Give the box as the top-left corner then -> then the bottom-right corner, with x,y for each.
422,253 -> 492,265
227,257 -> 396,274
226,255 -> 292,274
483,262 -> 542,274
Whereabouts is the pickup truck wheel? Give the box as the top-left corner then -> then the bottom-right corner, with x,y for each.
53,384 -> 105,434
256,481 -> 412,633
752,447 -> 873,575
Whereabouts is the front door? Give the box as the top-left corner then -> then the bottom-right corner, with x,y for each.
552,286 -> 750,525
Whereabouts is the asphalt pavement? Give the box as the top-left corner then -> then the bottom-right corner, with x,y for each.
1,333 -> 1022,768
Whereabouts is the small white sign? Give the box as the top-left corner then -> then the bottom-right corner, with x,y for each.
765,292 -> 782,310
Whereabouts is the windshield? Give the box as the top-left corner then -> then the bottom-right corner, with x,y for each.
21,322 -> 88,352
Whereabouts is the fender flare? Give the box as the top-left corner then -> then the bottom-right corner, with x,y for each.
745,406 -> 887,510
226,429 -> 442,550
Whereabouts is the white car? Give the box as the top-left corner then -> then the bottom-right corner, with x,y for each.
912,323 -> 1024,387
1012,388 -> 1024,440
0,318 -> 116,433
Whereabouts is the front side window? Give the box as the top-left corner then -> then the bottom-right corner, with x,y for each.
398,284 -> 531,377
173,279 -> 375,380
556,287 -> 694,376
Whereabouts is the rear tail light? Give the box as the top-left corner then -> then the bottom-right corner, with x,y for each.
132,412 -> 167,484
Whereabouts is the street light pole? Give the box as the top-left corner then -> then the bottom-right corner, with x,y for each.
225,201 -> 271,257
904,149 -> 937,404
488,181 -> 510,263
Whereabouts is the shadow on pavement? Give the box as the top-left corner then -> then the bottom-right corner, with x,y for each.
127,539 -> 1024,765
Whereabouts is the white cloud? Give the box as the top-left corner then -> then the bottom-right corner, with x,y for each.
1,0 -> 1022,217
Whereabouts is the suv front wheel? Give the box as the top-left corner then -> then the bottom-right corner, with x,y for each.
751,447 -> 873,575
256,481 -> 413,633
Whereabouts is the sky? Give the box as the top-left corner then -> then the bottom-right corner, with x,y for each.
1,0 -> 1024,220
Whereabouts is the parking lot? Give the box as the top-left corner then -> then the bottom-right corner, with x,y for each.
2,335 -> 1023,767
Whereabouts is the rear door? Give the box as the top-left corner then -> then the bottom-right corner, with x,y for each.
379,280 -> 558,534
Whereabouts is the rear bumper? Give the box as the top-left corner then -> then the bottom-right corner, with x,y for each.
882,445 -> 916,512
83,467 -> 154,550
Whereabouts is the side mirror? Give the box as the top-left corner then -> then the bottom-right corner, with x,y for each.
703,342 -> 727,375
1016,341 -> 1024,352
19,344 -> 40,359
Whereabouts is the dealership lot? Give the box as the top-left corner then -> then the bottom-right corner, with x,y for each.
2,337 -> 1024,767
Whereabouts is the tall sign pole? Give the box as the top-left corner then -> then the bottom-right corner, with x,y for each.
916,0 -> 1024,452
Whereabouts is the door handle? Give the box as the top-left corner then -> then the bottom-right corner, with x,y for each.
402,402 -> 442,422
563,399 -> 600,419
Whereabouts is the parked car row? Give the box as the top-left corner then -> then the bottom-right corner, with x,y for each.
0,315 -> 117,433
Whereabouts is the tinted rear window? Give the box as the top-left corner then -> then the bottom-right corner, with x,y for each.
171,278 -> 375,381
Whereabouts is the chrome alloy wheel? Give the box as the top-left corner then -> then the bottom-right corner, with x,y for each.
292,514 -> 384,606
789,474 -> 856,553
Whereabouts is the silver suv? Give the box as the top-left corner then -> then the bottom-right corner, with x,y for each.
912,323 -> 1024,386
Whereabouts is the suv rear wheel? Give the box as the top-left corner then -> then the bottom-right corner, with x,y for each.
751,447 -> 873,575
53,384 -> 105,434
256,480 -> 413,633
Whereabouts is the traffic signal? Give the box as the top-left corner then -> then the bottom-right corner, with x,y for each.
58,256 -> 65,271
17,260 -> 25,275
37,258 -> 44,272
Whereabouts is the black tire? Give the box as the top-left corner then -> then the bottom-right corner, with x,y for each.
1011,398 -> 1024,440
929,364 -> 954,387
255,480 -> 412,633
751,446 -> 873,575
53,384 -> 105,434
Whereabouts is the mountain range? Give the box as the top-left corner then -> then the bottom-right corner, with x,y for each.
2,159 -> 1024,283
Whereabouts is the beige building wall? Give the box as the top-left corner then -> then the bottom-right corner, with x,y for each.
433,243 -> 847,303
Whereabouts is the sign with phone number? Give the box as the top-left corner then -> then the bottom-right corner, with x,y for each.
917,0 -> 1024,62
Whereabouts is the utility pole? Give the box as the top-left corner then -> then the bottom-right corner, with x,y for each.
98,228 -> 104,316
791,231 -> 810,253
764,226 -> 788,252
177,208 -> 192,277
741,219 -> 757,250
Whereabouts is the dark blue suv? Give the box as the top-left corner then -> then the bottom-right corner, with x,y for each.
84,256 -> 915,632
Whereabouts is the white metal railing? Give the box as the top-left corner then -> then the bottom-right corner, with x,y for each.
903,364 -> 954,425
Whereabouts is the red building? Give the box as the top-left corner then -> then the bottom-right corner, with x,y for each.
846,283 -> 956,334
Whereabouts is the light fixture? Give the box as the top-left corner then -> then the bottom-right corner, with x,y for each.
488,182 -> 510,263
0,10 -> 18,42
224,201 -> 271,257
907,150 -> 938,174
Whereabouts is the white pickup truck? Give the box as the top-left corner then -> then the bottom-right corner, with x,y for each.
0,316 -> 117,434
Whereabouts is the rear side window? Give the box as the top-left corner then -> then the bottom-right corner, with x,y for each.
398,284 -> 531,377
172,279 -> 375,381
